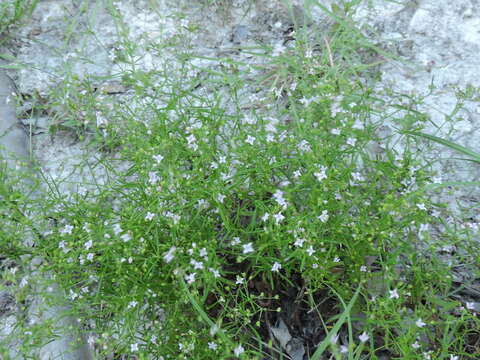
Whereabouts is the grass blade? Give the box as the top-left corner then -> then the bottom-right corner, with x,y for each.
407,131 -> 480,163
422,181 -> 480,191
311,285 -> 362,360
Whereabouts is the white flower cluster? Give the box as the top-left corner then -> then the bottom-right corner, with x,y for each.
273,189 -> 288,209
314,166 -> 328,182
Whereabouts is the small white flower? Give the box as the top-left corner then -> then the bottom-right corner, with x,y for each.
217,194 -> 226,203
358,332 -> 369,343
352,119 -> 364,130
243,243 -> 254,254
209,268 -> 221,278
234,344 -> 245,357
243,115 -> 256,125
298,140 -> 311,152
130,343 -> 138,352
351,172 -> 364,182
314,166 -> 328,181
317,210 -> 329,223
306,246 -> 315,256
113,223 -> 122,235
163,246 -> 176,263
466,302 -> 476,310
266,134 -> 275,142
419,223 -> 429,233
197,199 -> 210,209
190,259 -> 204,270
60,224 -> 74,235
294,238 -> 306,247
346,137 -> 357,146
164,211 -> 181,224
199,248 -> 208,257
273,212 -> 284,224
423,351 -> 433,359
416,318 -> 426,328
293,170 -> 302,179
449,355 -> 459,360
121,233 -> 132,242
208,342 -> 218,350
210,324 -> 219,336
235,275 -> 245,285
299,96 -> 319,107
271,262 -> 282,272
185,273 -> 196,284
128,301 -> 138,309
188,142 -> 198,151
148,171 -> 160,185
231,237 -> 241,246
412,341 -> 421,349
245,135 -> 256,145
416,203 -> 427,211
58,240 -> 69,253
333,256 -> 340,263
389,288 -> 400,299
153,154 -> 164,164
69,289 -> 78,300
87,253 -> 94,261
19,277 -> 28,288
331,128 -> 341,135
262,213 -> 270,222
340,345 -> 348,353
273,190 -> 288,208
360,265 -> 367,272
145,212 -> 155,221
331,334 -> 339,344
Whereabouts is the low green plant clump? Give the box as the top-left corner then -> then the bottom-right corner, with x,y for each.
2,1 -> 480,359
0,0 -> 37,41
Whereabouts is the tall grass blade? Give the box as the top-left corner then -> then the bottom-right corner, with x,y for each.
407,131 -> 480,164
311,285 -> 362,360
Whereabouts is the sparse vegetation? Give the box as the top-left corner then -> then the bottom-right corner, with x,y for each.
0,0 -> 37,42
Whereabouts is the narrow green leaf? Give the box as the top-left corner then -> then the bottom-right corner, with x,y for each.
407,131 -> 480,163
422,181 -> 480,191
311,285 -> 362,360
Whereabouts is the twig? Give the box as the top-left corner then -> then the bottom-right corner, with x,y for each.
323,36 -> 335,68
